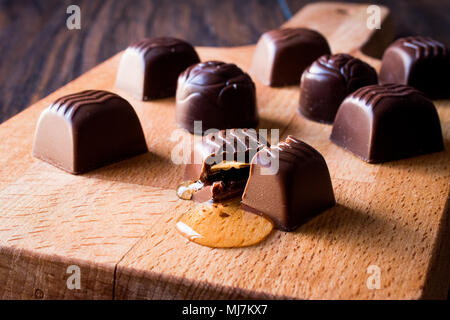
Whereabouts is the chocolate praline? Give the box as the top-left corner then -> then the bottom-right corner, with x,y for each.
299,53 -> 378,124
181,128 -> 269,202
242,136 -> 335,231
176,61 -> 259,134
32,90 -> 148,174
250,28 -> 331,87
330,84 -> 444,163
115,37 -> 200,100
379,36 -> 450,99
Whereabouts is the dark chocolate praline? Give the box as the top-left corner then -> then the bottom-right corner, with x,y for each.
379,36 -> 450,99
330,84 -> 444,163
299,53 -> 378,124
176,61 -> 259,134
251,28 -> 331,87
116,37 -> 200,100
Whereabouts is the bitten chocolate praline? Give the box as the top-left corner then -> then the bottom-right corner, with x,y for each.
176,61 -> 259,134
242,136 -> 335,231
299,53 -> 378,123
183,128 -> 269,202
379,36 -> 450,99
32,90 -> 148,174
330,84 -> 444,163
115,37 -> 200,100
250,28 -> 331,87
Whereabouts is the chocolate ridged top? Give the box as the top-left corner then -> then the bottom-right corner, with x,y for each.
275,136 -> 323,162
178,61 -> 254,90
34,90 -> 147,174
242,135 -> 335,231
394,36 -> 448,60
331,83 -> 443,163
346,84 -> 424,110
257,136 -> 326,170
49,90 -> 122,120
379,36 -> 450,99
204,128 -> 268,155
199,129 -> 269,165
129,37 -> 197,60
305,54 -> 377,90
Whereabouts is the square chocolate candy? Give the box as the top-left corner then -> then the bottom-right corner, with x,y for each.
32,90 -> 148,174
250,28 -> 331,87
242,136 -> 335,231
330,84 -> 444,163
379,36 -> 450,99
116,37 -> 200,100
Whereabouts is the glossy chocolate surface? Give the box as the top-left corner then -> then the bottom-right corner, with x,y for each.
242,136 -> 335,231
250,28 -> 331,87
183,128 -> 269,201
176,61 -> 259,134
299,53 -> 378,123
116,37 -> 200,100
32,90 -> 148,174
379,36 -> 450,99
330,84 -> 444,163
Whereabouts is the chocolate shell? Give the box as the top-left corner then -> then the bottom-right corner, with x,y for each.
183,128 -> 269,201
176,61 -> 259,134
115,37 -> 200,100
250,28 -> 331,87
330,84 -> 444,163
242,136 -> 335,231
32,90 -> 148,174
299,53 -> 378,123
379,36 -> 450,99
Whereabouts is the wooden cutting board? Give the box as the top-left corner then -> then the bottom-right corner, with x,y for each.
0,2 -> 448,300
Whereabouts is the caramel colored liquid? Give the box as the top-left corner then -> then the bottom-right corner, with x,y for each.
176,198 -> 274,248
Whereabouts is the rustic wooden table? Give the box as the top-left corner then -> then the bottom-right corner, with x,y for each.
0,0 -> 449,123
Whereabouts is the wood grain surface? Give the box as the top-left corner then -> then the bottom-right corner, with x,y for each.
1,0 -> 450,123
0,2 -> 448,300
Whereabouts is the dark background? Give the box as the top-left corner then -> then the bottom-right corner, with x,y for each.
0,0 -> 449,123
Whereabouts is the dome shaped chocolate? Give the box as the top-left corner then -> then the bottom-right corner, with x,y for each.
299,53 -> 378,124
176,61 -> 259,134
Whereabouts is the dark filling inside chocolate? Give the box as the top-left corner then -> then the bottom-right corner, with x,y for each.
202,165 -> 251,202
210,179 -> 249,201
203,166 -> 250,184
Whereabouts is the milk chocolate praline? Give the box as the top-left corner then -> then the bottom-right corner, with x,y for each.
183,128 -> 269,202
299,53 -> 378,123
176,61 -> 259,134
330,84 -> 444,163
242,136 -> 335,231
379,36 -> 450,99
32,90 -> 147,174
251,28 -> 331,87
116,37 -> 200,100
